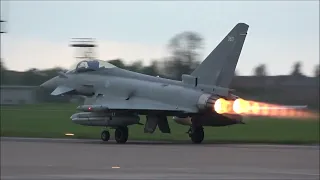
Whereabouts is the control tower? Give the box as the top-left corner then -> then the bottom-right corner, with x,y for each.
69,38 -> 97,62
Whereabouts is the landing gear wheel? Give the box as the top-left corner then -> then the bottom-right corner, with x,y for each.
189,127 -> 204,144
114,126 -> 129,144
101,130 -> 110,142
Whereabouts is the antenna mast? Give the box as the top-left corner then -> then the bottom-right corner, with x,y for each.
1,20 -> 7,66
0,20 -> 6,34
69,38 -> 97,62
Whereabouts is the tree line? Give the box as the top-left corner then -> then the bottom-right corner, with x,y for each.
1,31 -> 319,86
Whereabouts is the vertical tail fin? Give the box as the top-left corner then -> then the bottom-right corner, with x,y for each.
191,23 -> 249,87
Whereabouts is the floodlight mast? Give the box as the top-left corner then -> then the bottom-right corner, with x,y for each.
1,20 -> 7,64
0,20 -> 6,34
69,38 -> 97,62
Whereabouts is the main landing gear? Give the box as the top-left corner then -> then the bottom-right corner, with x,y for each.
101,126 -> 129,144
187,126 -> 204,144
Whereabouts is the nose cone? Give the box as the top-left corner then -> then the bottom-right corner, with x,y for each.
40,76 -> 59,90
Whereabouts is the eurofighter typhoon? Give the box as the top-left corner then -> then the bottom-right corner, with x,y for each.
41,23 -> 305,144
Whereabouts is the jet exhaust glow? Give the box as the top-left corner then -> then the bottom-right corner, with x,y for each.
214,98 -> 318,119
213,98 -> 233,114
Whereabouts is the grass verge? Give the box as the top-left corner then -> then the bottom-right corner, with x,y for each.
1,103 -> 319,144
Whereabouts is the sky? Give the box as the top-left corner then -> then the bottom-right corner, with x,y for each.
0,1 -> 319,76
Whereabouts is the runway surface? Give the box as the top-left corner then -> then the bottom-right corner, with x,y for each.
1,137 -> 319,180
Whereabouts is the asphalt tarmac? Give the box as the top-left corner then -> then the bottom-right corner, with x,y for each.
1,137 -> 319,180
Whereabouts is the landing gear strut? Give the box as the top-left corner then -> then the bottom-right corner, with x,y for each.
188,126 -> 204,144
114,126 -> 129,144
101,130 -> 110,141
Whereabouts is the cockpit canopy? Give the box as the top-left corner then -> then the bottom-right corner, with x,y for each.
67,59 -> 116,73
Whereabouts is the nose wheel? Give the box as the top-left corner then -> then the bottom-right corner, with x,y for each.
101,130 -> 110,141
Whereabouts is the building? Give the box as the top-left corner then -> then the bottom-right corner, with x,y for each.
0,85 -> 38,105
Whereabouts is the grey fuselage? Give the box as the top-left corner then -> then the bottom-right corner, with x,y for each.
41,63 -> 244,128
66,67 -> 205,114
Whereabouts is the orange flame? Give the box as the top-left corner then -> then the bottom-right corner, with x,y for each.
214,98 -> 318,119
214,98 -> 233,114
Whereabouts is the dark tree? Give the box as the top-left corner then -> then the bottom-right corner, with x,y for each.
141,60 -> 159,76
314,64 -> 319,77
165,31 -> 204,79
253,64 -> 267,76
291,61 -> 303,76
128,60 -> 143,72
0,59 -> 5,70
108,59 -> 126,69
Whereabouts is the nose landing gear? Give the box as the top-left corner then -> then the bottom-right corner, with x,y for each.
101,130 -> 110,141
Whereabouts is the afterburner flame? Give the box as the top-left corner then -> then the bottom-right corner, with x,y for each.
213,98 -> 223,114
214,98 -> 232,114
214,97 -> 318,119
231,99 -> 317,119
233,98 -> 250,114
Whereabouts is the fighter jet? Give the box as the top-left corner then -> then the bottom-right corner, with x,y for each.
40,23 -> 249,144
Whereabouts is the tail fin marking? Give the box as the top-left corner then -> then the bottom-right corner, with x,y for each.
190,23 -> 249,88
